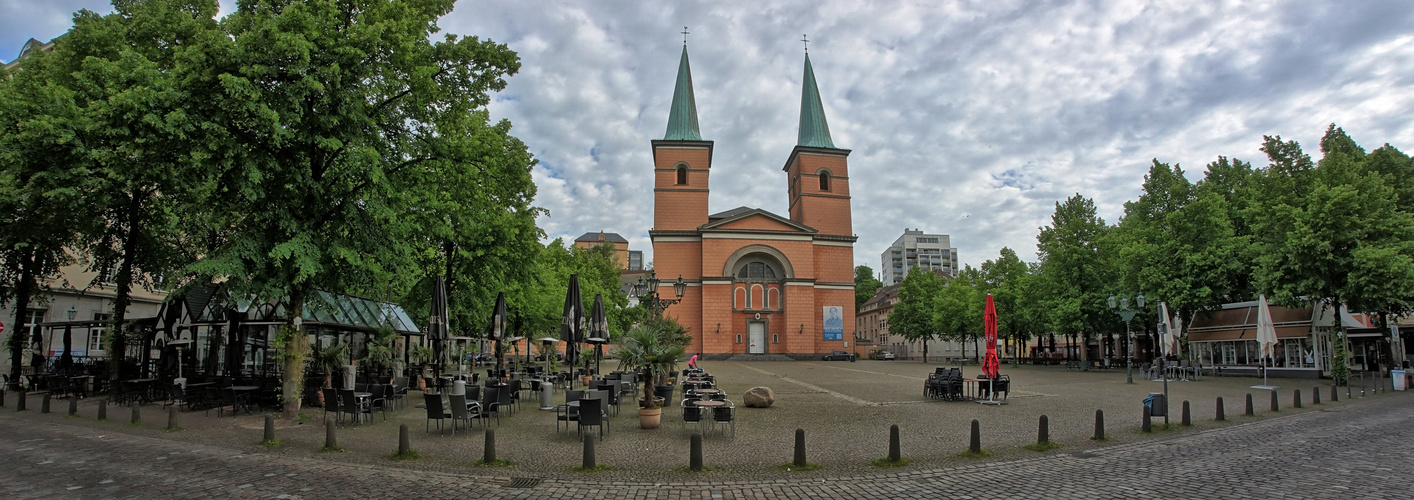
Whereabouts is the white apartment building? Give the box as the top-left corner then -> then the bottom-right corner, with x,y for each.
880,229 -> 959,286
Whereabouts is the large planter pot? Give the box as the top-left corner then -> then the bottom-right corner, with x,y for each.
638,407 -> 662,429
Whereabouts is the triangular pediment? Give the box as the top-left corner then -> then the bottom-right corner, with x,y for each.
702,207 -> 816,233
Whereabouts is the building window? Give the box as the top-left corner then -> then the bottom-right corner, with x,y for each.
89,313 -> 112,352
818,169 -> 831,191
772,334 -> 779,344
628,251 -> 643,271
737,262 -> 777,279
676,165 -> 688,185
736,334 -> 743,344
24,309 -> 45,343
97,261 -> 120,285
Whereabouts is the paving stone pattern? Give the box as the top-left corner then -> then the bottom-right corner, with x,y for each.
2,362 -> 1412,498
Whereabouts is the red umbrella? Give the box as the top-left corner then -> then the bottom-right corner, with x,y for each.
982,294 -> 1000,379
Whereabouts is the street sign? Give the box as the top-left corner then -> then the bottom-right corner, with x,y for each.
0,321 -> 6,334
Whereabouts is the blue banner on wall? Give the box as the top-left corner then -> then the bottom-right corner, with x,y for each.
822,306 -> 844,341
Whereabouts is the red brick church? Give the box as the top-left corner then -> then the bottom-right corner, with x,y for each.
650,45 -> 856,358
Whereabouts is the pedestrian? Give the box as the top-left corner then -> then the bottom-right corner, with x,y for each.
688,354 -> 698,370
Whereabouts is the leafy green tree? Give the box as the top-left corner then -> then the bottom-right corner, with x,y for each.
188,0 -> 524,420
34,0 -> 227,384
980,247 -> 1035,362
855,265 -> 883,311
888,266 -> 943,362
0,48 -> 90,388
1252,126 -> 1414,381
1036,194 -> 1114,366
935,266 -> 982,361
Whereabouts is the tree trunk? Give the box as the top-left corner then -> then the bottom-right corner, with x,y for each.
108,192 -> 145,385
6,247 -> 36,390
280,288 -> 311,421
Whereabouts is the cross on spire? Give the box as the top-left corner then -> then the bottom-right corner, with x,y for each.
682,26 -> 690,46
802,34 -> 809,52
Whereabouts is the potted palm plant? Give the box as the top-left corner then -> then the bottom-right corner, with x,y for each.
410,346 -> 435,391
314,343 -> 347,406
617,318 -> 689,429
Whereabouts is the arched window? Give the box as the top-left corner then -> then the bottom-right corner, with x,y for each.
737,262 -> 778,279
676,165 -> 688,185
818,169 -> 831,191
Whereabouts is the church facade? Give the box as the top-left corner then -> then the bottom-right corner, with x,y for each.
650,46 -> 856,358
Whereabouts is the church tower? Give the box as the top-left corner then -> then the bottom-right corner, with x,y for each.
785,52 -> 852,238
650,43 -> 710,341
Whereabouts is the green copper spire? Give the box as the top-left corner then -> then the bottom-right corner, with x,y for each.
797,52 -> 836,149
664,45 -> 702,141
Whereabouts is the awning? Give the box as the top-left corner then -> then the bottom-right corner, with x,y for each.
1188,325 -> 1308,342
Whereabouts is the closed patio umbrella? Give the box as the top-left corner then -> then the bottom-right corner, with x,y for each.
428,276 -> 450,379
588,294 -> 609,375
559,275 -> 583,385
981,294 -> 1002,405
490,291 -> 507,376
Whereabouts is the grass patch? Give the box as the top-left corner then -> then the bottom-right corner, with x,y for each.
319,446 -> 346,453
779,462 -> 822,471
474,458 -> 514,467
676,465 -> 717,472
164,427 -> 184,433
124,422 -> 142,428
259,439 -> 282,447
66,414 -> 81,418
1023,441 -> 1061,452
871,457 -> 913,468
96,418 -> 111,423
295,412 -> 312,423
571,464 -> 616,472
387,449 -> 421,461
956,450 -> 992,458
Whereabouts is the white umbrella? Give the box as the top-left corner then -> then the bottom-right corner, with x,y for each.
1255,294 -> 1279,388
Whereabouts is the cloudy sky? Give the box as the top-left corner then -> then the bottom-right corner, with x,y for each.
5,1 -> 1413,273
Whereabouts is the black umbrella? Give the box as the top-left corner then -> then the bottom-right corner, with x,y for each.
588,294 -> 609,375
429,276 -> 450,378
559,274 -> 583,384
59,324 -> 74,370
490,291 -> 507,376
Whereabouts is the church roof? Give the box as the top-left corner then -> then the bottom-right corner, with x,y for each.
797,52 -> 836,149
664,46 -> 703,141
703,207 -> 816,233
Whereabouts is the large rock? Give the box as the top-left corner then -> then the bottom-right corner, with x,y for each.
743,386 -> 775,408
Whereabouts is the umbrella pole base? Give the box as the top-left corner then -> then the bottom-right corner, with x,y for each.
977,400 -> 1007,406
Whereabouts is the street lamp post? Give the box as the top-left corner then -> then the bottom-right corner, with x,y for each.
633,272 -> 685,318
1108,293 -> 1145,384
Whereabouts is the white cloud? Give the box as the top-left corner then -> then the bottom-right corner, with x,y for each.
8,0 -> 1414,272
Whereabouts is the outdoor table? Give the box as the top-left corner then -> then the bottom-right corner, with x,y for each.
70,375 -> 92,398
127,378 -> 158,403
693,400 -> 725,408
691,388 -> 721,397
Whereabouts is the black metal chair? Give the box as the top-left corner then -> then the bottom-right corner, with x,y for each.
577,397 -> 606,441
448,394 -> 480,435
681,401 -> 706,433
711,405 -> 736,438
480,386 -> 502,426
556,390 -> 584,432
339,388 -> 369,425
495,384 -> 514,416
322,387 -> 341,423
423,393 -> 450,434
217,386 -> 251,418
367,384 -> 389,421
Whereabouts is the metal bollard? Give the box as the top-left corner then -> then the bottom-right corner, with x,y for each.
690,432 -> 703,471
969,419 -> 982,453
131,404 -> 141,424
1181,401 -> 1191,426
263,415 -> 275,442
97,399 -> 107,420
582,434 -> 595,470
167,406 -> 180,431
483,429 -> 496,463
1332,385 -> 1339,402
1215,396 -> 1225,421
398,424 -> 410,456
793,428 -> 807,467
15,391 -> 26,411
1245,393 -> 1254,416
68,397 -> 79,416
1092,409 -> 1105,440
1142,405 -> 1152,433
889,424 -> 901,462
1270,390 -> 1279,412
1293,389 -> 1302,409
41,393 -> 51,413
1313,386 -> 1321,405
325,423 -> 338,450
1037,415 -> 1050,444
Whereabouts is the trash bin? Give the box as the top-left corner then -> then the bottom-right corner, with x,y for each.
1145,393 -> 1167,416
1392,369 -> 1407,391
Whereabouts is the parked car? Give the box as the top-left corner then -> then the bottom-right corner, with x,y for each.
875,351 -> 896,360
822,350 -> 857,361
